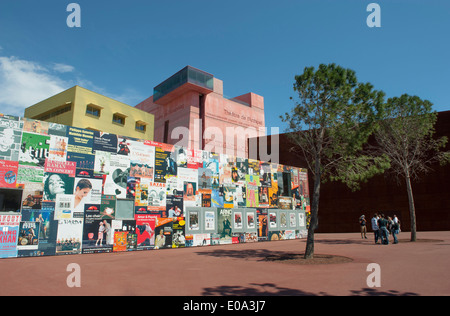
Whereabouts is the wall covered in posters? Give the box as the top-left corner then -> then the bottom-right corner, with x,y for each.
0,113 -> 310,259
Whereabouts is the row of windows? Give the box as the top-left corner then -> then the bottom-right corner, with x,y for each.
36,104 -> 72,121
85,105 -> 147,132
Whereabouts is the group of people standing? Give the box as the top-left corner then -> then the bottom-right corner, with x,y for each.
359,213 -> 401,245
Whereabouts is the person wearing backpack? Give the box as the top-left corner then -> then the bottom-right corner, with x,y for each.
391,216 -> 400,244
377,214 -> 390,245
371,213 -> 380,244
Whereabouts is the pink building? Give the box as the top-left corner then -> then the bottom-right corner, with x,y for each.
135,66 -> 265,158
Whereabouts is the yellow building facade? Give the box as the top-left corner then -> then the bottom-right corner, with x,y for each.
24,86 -> 154,141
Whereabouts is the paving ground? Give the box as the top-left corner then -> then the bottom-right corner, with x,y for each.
1,231 -> 449,296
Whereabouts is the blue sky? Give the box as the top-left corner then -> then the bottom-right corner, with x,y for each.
0,0 -> 449,133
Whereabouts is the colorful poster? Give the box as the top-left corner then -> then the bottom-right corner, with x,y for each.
172,217 -> 186,248
48,135 -> 68,161
187,148 -> 203,169
278,196 -> 294,210
257,209 -> 268,241
247,211 -> 256,230
23,118 -> 49,135
154,217 -> 173,249
0,114 -> 23,161
113,231 -> 128,252
43,172 -> 75,202
166,195 -> 183,218
93,132 -> 118,153
147,182 -> 166,211
17,221 -> 40,250
103,153 -> 130,199
19,209 -> 57,257
0,214 -> 21,258
191,233 -> 211,247
19,132 -> 50,167
188,210 -> 199,231
56,218 -> 83,255
17,165 -> 44,183
269,212 -> 277,228
234,211 -> 243,230
94,150 -> 111,176
246,174 -> 260,207
66,126 -> 95,155
217,208 -> 232,244
135,214 -> 157,250
0,160 -> 19,188
54,194 -> 75,220
21,183 -> 43,210
153,142 -> 176,182
100,194 -> 116,219
44,160 -> 76,177
73,177 -> 102,211
204,210 -> 215,231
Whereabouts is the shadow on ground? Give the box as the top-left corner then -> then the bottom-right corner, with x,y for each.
195,249 -> 288,261
202,283 -> 420,296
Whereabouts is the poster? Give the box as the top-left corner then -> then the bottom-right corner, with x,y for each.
204,210 -> 215,231
0,214 -> 21,258
0,159 -> 19,188
166,195 -> 183,218
0,114 -> 23,161
103,153 -> 130,199
54,194 -> 75,220
257,209 -> 268,241
246,174 -> 260,207
19,209 -> 57,257
48,135 -> 68,161
188,211 -> 200,231
17,221 -> 40,250
234,211 -> 243,230
135,214 -> 157,250
154,217 -> 173,249
43,172 -> 75,202
147,182 -> 166,211
154,142 -> 176,182
56,218 -> 83,255
21,183 -> 43,210
172,217 -> 186,248
217,208 -> 232,244
19,132 -> 50,167
113,231 -> 128,252
93,132 -> 118,153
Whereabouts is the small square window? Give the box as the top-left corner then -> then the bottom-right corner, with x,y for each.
86,105 -> 101,117
113,114 -> 125,125
135,122 -> 146,132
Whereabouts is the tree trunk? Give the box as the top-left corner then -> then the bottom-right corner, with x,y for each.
405,175 -> 417,242
304,158 -> 321,259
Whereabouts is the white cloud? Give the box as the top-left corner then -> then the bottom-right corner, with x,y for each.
52,63 -> 75,73
0,56 -> 70,116
0,55 -> 145,118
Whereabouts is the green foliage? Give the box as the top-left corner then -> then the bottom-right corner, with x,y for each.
375,94 -> 449,180
281,63 -> 388,187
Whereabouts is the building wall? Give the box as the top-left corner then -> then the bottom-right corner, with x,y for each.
0,113 -> 309,259
25,86 -> 155,142
136,75 -> 265,158
24,87 -> 76,126
252,110 -> 450,233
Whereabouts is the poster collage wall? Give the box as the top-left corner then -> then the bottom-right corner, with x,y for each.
0,113 -> 310,258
